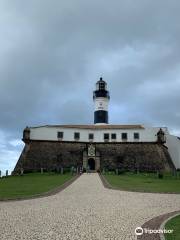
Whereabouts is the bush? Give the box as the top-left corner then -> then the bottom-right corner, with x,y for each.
117,169 -> 126,175
158,172 -> 164,179
23,169 -> 34,174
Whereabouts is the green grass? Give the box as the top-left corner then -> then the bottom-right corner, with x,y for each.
164,215 -> 180,240
0,173 -> 73,200
103,172 -> 180,193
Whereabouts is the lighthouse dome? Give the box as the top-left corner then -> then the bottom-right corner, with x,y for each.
93,77 -> 110,100
96,77 -> 107,91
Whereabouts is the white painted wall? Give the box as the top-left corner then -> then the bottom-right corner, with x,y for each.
166,135 -> 180,169
94,97 -> 109,111
29,126 -> 168,143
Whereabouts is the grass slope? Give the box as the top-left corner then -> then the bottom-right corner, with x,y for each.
104,173 -> 180,193
0,173 -> 73,200
165,215 -> 180,240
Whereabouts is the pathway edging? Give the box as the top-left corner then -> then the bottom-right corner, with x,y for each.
137,211 -> 180,240
159,212 -> 180,240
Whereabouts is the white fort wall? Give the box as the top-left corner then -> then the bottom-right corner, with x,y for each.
28,125 -> 180,169
29,126 -> 168,142
166,135 -> 180,169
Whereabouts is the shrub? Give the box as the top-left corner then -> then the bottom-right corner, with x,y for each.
117,169 -> 125,175
158,172 -> 164,179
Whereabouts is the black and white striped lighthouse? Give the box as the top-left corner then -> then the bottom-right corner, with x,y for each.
93,77 -> 110,124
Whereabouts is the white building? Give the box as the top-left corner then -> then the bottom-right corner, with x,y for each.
14,78 -> 180,172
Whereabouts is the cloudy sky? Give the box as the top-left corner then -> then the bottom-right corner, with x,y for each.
0,0 -> 180,173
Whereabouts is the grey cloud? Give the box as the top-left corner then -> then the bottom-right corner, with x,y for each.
0,0 -> 180,171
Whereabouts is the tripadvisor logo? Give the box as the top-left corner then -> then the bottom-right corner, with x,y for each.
135,227 -> 143,236
135,227 -> 173,236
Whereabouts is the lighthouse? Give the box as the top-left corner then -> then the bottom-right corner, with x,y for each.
93,77 -> 110,124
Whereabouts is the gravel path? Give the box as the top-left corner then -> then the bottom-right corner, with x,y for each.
0,173 -> 180,240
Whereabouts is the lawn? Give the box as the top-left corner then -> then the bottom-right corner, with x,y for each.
103,172 -> 180,193
0,172 -> 73,200
164,215 -> 180,240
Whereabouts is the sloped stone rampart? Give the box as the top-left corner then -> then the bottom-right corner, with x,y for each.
13,141 -> 174,173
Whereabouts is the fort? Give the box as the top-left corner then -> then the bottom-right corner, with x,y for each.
13,78 -> 180,173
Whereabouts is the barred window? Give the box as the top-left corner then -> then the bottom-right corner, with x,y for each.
89,133 -> 94,140
111,133 -> 116,140
57,132 -> 63,139
74,132 -> 80,140
104,133 -> 109,140
134,133 -> 140,139
122,133 -> 127,140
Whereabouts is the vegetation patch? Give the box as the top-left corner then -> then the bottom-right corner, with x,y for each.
0,173 -> 73,200
103,172 -> 180,193
164,215 -> 180,240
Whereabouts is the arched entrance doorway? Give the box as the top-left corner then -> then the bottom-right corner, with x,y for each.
88,158 -> 95,170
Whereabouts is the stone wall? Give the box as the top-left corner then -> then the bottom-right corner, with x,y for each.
13,141 -> 86,173
13,140 -> 175,174
96,143 -> 172,172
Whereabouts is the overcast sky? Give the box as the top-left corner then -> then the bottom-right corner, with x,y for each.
0,0 -> 180,173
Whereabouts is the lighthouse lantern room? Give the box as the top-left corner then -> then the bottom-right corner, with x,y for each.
93,77 -> 110,124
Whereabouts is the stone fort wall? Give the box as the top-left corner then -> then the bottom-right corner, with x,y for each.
13,140 -> 175,174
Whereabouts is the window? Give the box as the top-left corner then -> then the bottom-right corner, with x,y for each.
111,133 -> 116,140
104,133 -> 109,141
99,82 -> 105,90
74,132 -> 80,140
57,132 -> 63,139
134,133 -> 140,140
89,133 -> 94,140
122,133 -> 127,140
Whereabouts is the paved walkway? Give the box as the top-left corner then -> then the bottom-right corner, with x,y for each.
0,173 -> 180,240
